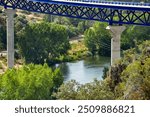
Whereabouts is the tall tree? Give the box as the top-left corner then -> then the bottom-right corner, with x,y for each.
84,22 -> 111,56
121,26 -> 150,50
0,17 -> 6,50
17,22 -> 70,64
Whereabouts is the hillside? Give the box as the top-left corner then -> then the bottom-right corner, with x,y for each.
16,10 -> 44,22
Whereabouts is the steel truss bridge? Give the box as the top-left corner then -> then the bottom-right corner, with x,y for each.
0,0 -> 150,26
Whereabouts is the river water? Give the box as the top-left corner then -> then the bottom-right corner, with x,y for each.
57,56 -> 110,84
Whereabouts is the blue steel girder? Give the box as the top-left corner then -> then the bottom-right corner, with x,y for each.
0,0 -> 150,26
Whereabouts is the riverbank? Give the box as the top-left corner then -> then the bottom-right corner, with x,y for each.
51,39 -> 91,64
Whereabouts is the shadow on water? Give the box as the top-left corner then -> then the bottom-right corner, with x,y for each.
56,56 -> 110,84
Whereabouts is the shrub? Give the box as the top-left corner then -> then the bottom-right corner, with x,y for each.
53,79 -> 114,100
106,40 -> 150,100
0,64 -> 63,100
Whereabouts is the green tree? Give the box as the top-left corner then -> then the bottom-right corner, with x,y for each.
0,26 -> 6,50
84,22 -> 111,56
15,15 -> 28,32
54,79 -> 114,100
15,15 -> 28,48
119,57 -> 150,100
121,26 -> 150,50
0,64 -> 63,100
84,27 -> 97,55
66,26 -> 79,38
17,22 -> 70,64
107,40 -> 150,100
77,20 -> 92,33
0,17 -> 6,50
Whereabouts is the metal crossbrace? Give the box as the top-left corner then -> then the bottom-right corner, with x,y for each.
0,0 -> 150,26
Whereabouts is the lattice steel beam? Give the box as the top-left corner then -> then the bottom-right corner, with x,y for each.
0,0 -> 150,26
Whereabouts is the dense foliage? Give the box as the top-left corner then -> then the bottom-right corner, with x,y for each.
17,22 -> 70,64
0,14 -> 28,51
54,79 -> 114,100
121,26 -> 150,50
44,15 -> 92,38
0,64 -> 63,100
0,25 -> 6,50
109,40 -> 150,99
84,22 -> 111,56
0,16 -> 6,50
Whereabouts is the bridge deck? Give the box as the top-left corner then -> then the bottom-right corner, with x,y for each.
29,0 -> 150,11
1,0 -> 150,26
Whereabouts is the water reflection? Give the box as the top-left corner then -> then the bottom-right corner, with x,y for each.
58,56 -> 110,84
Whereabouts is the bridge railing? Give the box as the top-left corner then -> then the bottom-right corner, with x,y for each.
29,0 -> 150,6
64,0 -> 150,6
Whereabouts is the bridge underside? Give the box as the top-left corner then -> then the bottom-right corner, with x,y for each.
0,0 -> 150,26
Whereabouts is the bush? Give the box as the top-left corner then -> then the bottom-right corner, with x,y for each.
121,25 -> 150,50
106,40 -> 150,100
102,67 -> 109,80
53,79 -> 114,100
118,59 -> 150,100
0,64 -> 63,100
66,26 -> 79,38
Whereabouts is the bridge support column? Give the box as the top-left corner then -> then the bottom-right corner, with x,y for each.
106,26 -> 126,66
5,9 -> 16,68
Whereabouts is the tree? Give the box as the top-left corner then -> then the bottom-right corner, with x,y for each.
17,22 -> 70,64
84,27 -> 97,55
0,25 -> 6,50
15,15 -> 28,32
78,20 -> 92,34
65,25 -> 79,38
0,17 -> 6,50
0,64 -> 63,100
107,40 -> 150,100
0,15 -> 28,51
121,25 -> 150,50
15,15 -> 28,48
54,79 -> 114,100
84,22 -> 111,56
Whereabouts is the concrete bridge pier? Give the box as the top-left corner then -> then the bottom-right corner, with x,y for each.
5,9 -> 16,68
106,26 -> 126,66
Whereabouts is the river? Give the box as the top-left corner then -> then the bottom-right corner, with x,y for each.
57,56 -> 110,84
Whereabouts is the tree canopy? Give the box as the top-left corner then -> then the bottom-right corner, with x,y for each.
121,26 -> 150,50
17,22 -> 70,64
84,22 -> 111,56
0,64 -> 63,100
